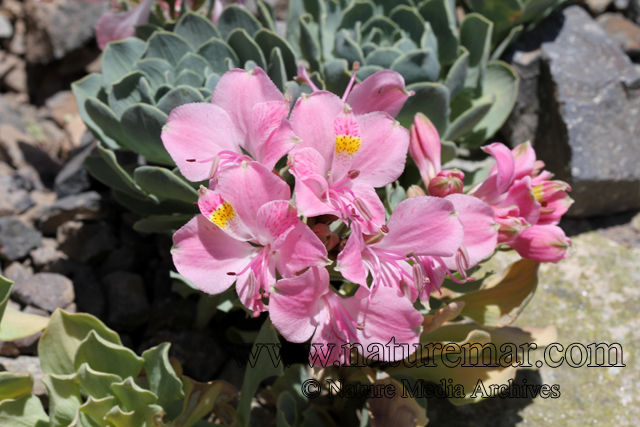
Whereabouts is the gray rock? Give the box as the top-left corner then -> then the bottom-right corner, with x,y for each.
0,216 -> 42,261
585,0 -> 613,14
57,220 -> 117,263
29,237 -> 66,270
53,140 -> 94,197
39,191 -> 102,235
102,271 -> 149,331
505,6 -> 640,217
11,272 -> 74,312
0,356 -> 47,397
0,15 -> 13,39
3,261 -> 33,288
72,266 -> 105,318
0,97 -> 25,132
0,173 -> 34,216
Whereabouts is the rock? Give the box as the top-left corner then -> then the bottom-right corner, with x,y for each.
29,237 -> 66,270
39,119 -> 71,159
0,356 -> 47,397
9,18 -> 25,55
39,191 -> 102,235
597,13 -> 640,56
57,220 -> 117,263
97,245 -> 138,277
3,57 -> 26,93
0,51 -> 22,83
72,266 -> 105,318
0,216 -> 42,261
3,261 -> 34,288
0,124 -> 32,168
0,97 -> 25,132
17,140 -> 62,187
53,141 -> 94,197
19,189 -> 57,226
0,173 -> 34,216
24,0 -> 107,64
632,212 -> 640,230
0,14 -> 12,39
585,0 -> 613,14
504,6 -> 640,217
45,91 -> 79,128
102,271 -> 149,331
11,272 -> 74,312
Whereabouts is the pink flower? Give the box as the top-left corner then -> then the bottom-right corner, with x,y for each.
162,67 -> 298,182
408,113 -> 441,187
428,169 -> 465,198
269,267 -> 424,366
335,196 -> 465,300
171,161 -> 328,316
471,142 -> 573,263
287,78 -> 410,233
95,0 -> 155,50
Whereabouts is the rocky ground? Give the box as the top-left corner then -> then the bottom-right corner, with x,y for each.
0,0 -> 640,425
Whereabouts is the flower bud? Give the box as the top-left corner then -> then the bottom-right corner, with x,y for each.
312,223 -> 340,251
406,185 -> 426,198
427,169 -> 465,198
409,113 -> 441,186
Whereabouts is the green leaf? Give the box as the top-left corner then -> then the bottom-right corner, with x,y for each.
110,377 -> 157,412
85,97 -> 127,149
355,64 -> 383,80
156,86 -> 205,116
339,0 -> 375,31
139,77 -> 154,104
205,73 -> 221,92
390,6 -> 425,45
74,330 -> 144,379
444,97 -> 493,141
102,38 -> 147,86
391,49 -> 440,84
108,71 -> 145,117
394,37 -> 418,53
444,46 -> 469,99
0,274 -> 12,324
334,29 -> 364,66
276,391 -> 297,427
420,21 -> 438,57
285,0 -> 306,56
0,305 -> 49,341
112,191 -> 198,216
418,0 -> 459,65
299,15 -> 322,71
155,84 -> 173,102
0,394 -> 49,427
197,38 -> 239,74
365,47 -> 402,68
173,377 -> 238,427
133,215 -> 193,234
174,11 -> 221,49
256,0 -> 277,32
228,28 -> 267,69
134,166 -> 197,203
76,363 -> 123,400
83,143 -> 151,200
460,13 -> 493,93
360,16 -> 399,40
141,343 -> 185,409
38,310 -> 122,376
491,24 -> 523,61
174,69 -> 204,88
103,406 -> 137,427
267,47 -> 287,92
456,61 -> 519,147
134,58 -> 173,94
143,32 -> 194,66
0,372 -> 33,401
254,29 -> 299,80
396,82 -> 450,135
175,53 -> 209,78
120,104 -> 174,165
217,4 -> 262,40
469,0 -> 523,43
519,0 -> 558,24
72,74 -> 120,149
78,396 -> 115,427
135,24 -> 162,41
238,319 -> 283,427
323,59 -> 351,95
43,374 -> 83,427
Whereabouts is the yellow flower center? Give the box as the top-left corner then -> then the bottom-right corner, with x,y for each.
335,135 -> 362,156
210,202 -> 236,229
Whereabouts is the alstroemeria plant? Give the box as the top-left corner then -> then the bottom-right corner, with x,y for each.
161,65 -> 572,365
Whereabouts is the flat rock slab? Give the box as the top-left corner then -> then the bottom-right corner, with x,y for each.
12,272 -> 75,312
505,6 -> 640,217
0,216 -> 42,261
425,232 -> 640,425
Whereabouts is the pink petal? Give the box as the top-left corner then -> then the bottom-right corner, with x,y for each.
409,113 -> 441,186
246,101 -> 290,162
162,103 -> 241,182
172,216 -> 255,295
509,225 -> 571,263
440,194 -> 498,271
341,286 -> 424,362
269,267 -> 329,343
346,70 -> 412,118
512,141 -> 537,180
96,0 -> 154,50
214,161 -> 290,229
483,142 -> 515,194
290,91 -> 345,162
275,222 -> 329,278
497,176 -> 541,225
257,117 -> 299,171
537,191 -> 574,226
349,182 -> 386,234
211,67 -> 284,140
255,200 -> 299,248
290,148 -> 336,218
197,186 -> 252,241
335,230 -> 368,287
378,196 -> 464,257
350,111 -> 409,188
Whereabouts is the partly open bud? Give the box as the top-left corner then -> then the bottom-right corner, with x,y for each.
406,185 -> 426,198
312,223 -> 340,252
409,113 -> 441,186
427,169 -> 464,198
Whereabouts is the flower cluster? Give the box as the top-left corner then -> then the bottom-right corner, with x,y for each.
162,67 -> 571,366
